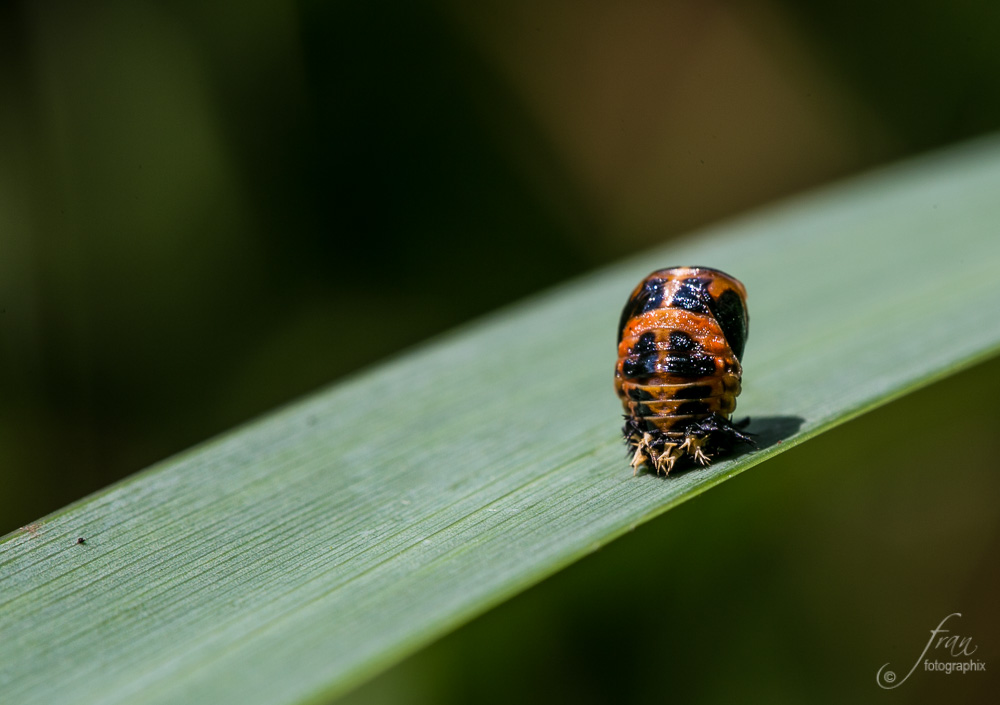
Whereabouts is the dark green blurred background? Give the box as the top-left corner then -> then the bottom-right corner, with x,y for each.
3,0 -> 998,530
1,1 -> 998,701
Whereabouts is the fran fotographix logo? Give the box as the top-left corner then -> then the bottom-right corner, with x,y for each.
876,613 -> 986,689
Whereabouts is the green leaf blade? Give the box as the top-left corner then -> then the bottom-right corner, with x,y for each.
3,136 -> 1000,705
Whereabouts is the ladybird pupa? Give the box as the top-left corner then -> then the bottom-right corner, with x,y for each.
615,266 -> 754,474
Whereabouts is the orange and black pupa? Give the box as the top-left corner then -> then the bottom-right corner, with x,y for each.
615,266 -> 754,475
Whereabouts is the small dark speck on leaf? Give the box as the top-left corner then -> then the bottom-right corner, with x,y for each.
76,537 -> 86,545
